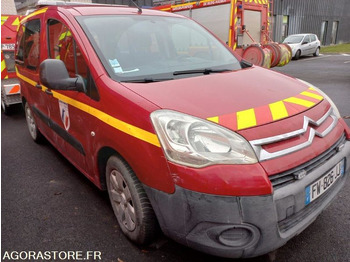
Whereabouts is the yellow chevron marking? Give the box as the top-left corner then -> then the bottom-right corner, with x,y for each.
1,16 -> 9,26
283,97 -> 315,108
12,17 -> 20,26
207,116 -> 219,123
300,91 -> 323,100
237,108 -> 256,130
269,101 -> 288,121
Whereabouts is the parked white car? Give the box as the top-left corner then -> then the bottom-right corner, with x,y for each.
283,34 -> 321,60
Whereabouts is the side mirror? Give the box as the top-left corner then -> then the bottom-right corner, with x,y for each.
302,41 -> 308,45
240,59 -> 253,68
242,25 -> 246,31
39,59 -> 86,93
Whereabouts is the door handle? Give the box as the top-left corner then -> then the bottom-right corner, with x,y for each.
35,84 -> 42,90
45,89 -> 53,95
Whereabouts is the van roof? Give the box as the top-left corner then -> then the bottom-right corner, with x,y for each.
33,4 -> 181,18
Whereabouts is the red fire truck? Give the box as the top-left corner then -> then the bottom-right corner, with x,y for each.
154,0 -> 292,68
1,15 -> 23,114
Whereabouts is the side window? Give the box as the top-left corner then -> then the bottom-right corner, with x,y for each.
310,35 -> 316,42
15,19 -> 41,70
47,19 -> 99,100
304,35 -> 310,43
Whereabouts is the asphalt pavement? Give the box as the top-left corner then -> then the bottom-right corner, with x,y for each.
2,54 -> 350,262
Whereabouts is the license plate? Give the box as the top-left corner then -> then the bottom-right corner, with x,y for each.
305,160 -> 345,205
1,43 -> 15,50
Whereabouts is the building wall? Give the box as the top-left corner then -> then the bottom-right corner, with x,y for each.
273,0 -> 350,45
2,0 -> 17,15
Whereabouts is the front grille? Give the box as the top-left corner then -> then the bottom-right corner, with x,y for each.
269,134 -> 346,189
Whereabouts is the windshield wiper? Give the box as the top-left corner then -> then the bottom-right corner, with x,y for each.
173,68 -> 231,76
121,77 -> 173,83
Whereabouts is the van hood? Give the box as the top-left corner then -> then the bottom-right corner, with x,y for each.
122,66 -> 324,132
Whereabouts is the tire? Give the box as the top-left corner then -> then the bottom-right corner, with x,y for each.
294,50 -> 301,60
313,47 -> 320,57
106,155 -> 158,245
1,99 -> 11,115
24,102 -> 43,143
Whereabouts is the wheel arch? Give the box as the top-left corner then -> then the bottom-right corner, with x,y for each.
22,96 -> 27,107
97,146 -> 119,190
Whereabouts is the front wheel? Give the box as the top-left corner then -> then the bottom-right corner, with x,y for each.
294,50 -> 301,60
106,155 -> 158,245
24,102 -> 43,143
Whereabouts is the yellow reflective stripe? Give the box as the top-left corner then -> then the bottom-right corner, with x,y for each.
16,68 -> 37,86
1,59 -> 6,72
237,108 -> 256,129
207,116 -> 219,123
269,101 -> 288,121
283,97 -> 315,108
53,91 -> 160,147
300,91 -> 323,100
21,8 -> 48,23
16,70 -> 160,147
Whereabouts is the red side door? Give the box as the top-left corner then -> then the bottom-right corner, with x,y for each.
16,16 -> 53,138
41,12 -> 101,179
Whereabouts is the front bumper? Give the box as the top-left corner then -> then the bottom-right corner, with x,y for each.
144,139 -> 350,258
1,78 -> 21,106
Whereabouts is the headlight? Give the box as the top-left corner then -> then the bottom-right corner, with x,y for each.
297,79 -> 341,118
151,110 -> 258,168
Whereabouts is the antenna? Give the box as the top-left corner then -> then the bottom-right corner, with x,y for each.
131,0 -> 142,14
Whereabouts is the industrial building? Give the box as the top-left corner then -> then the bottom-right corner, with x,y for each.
273,0 -> 350,45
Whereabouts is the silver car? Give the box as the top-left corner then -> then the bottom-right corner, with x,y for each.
283,34 -> 321,60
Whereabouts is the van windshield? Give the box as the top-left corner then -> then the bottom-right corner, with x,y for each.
76,15 -> 241,82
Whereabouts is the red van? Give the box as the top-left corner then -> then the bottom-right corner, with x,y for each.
16,3 -> 350,258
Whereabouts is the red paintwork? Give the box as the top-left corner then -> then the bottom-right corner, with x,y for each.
17,5 -> 348,198
168,162 -> 272,196
123,67 -> 310,121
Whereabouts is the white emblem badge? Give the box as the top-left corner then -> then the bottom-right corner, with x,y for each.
59,100 -> 70,131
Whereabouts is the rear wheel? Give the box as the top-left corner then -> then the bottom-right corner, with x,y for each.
1,91 -> 11,115
1,100 -> 11,115
24,102 -> 43,143
313,47 -> 320,56
106,155 -> 158,245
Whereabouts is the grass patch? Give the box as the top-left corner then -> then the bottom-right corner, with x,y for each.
321,43 -> 350,53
